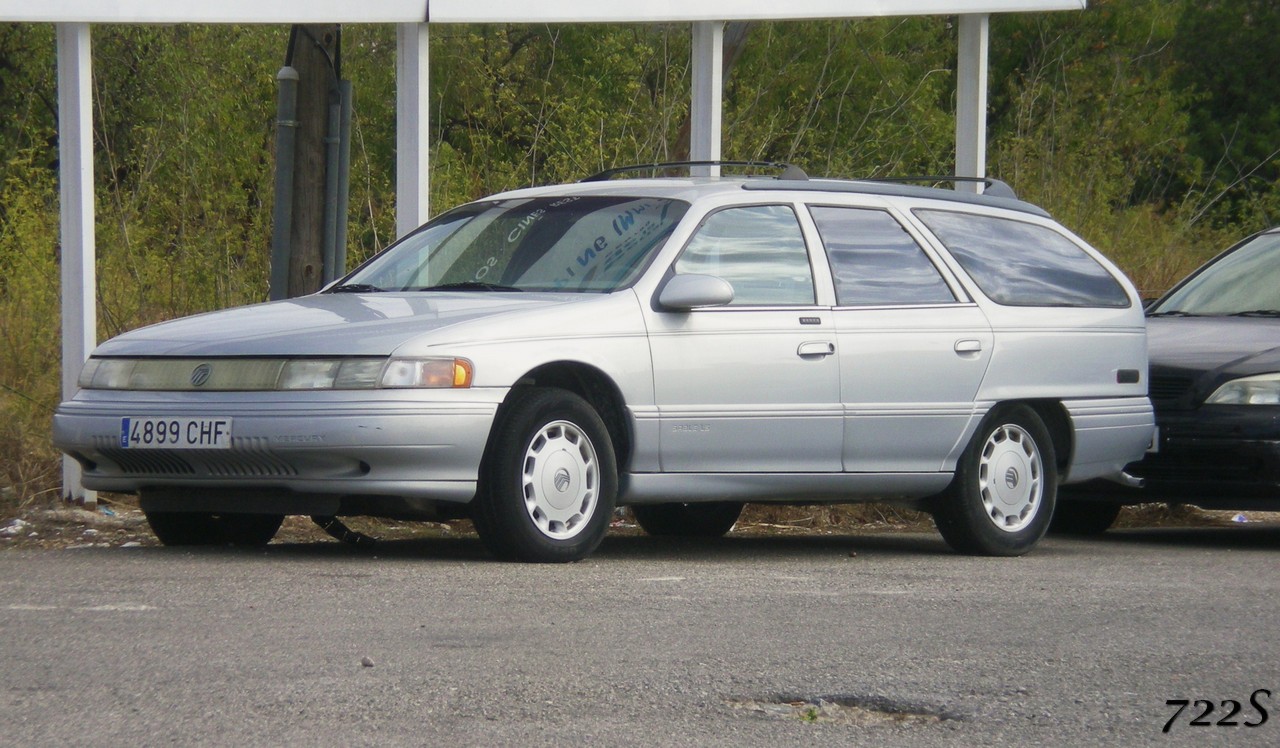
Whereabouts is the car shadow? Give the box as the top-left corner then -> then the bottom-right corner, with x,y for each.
1061,522 -> 1280,551
596,531 -> 954,561
136,528 -> 959,563
99,524 -> 1275,565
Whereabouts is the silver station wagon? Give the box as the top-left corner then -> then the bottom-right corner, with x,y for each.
53,164 -> 1155,562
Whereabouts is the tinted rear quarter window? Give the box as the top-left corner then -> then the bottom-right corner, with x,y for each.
915,209 -> 1130,308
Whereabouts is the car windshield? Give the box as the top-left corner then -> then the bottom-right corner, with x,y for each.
337,195 -> 689,293
1152,232 -> 1280,316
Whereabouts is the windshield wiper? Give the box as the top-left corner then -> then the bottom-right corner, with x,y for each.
415,282 -> 523,292
327,283 -> 386,294
1146,310 -> 1199,317
1226,309 -> 1280,317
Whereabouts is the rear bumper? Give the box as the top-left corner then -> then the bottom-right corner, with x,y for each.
1062,397 -> 1156,484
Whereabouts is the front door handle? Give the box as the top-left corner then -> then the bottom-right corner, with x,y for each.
954,339 -> 983,354
797,341 -> 836,358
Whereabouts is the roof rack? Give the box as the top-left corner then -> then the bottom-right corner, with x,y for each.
860,175 -> 1018,200
582,160 -> 809,182
740,176 -> 1048,218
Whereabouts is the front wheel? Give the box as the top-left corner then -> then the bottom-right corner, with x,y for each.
931,404 -> 1057,556
472,388 -> 618,563
144,511 -> 283,547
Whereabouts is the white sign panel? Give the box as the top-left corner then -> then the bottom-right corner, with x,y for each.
1,0 -> 1083,24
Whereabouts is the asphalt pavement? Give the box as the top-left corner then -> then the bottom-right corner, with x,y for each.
2,525 -> 1278,746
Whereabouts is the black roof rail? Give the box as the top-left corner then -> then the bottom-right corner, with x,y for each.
860,175 -> 1018,200
582,160 -> 809,182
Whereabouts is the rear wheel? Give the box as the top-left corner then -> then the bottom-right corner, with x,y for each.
632,502 -> 744,537
144,511 -> 283,547
472,388 -> 617,563
931,404 -> 1057,556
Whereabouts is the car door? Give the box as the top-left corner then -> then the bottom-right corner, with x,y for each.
646,203 -> 843,472
807,204 -> 993,472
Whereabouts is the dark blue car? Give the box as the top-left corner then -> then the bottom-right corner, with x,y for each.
1053,226 -> 1280,533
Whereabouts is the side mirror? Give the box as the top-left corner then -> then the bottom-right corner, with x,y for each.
657,274 -> 735,311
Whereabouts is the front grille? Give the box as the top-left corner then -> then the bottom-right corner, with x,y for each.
203,437 -> 298,477
99,448 -> 196,475
1133,450 -> 1266,483
1148,375 -> 1194,402
92,435 -> 298,479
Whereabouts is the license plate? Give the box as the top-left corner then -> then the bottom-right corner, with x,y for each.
120,417 -> 232,449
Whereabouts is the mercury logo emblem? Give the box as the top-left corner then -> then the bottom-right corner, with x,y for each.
1004,467 -> 1020,490
190,364 -> 212,387
554,468 -> 572,492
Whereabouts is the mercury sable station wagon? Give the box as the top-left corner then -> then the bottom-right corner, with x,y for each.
53,164 -> 1155,562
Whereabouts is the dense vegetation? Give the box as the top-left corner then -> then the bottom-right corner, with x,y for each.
2,0 -> 1277,508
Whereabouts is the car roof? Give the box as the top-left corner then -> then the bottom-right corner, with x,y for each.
485,175 -> 1051,218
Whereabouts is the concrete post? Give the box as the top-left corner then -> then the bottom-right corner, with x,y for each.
56,22 -> 97,506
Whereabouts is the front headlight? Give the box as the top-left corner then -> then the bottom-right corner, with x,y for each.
78,358 -> 135,389
280,357 -> 473,389
278,360 -> 343,390
1205,373 -> 1280,405
277,359 -> 387,390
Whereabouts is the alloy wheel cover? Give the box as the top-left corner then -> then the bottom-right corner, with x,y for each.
521,420 -> 600,540
977,423 -> 1043,533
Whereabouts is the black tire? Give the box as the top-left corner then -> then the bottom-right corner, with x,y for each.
1049,500 -> 1121,535
931,404 -> 1057,556
472,388 -> 618,563
631,502 -> 744,537
144,511 -> 283,547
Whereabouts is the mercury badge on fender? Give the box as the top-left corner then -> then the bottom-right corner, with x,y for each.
53,163 -> 1155,562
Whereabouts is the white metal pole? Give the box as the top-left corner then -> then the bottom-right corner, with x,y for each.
56,22 -> 97,506
395,22 -> 430,238
690,21 -> 724,177
955,13 -> 989,193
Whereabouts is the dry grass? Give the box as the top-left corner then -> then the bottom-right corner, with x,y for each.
0,414 -> 62,514
734,503 -> 934,534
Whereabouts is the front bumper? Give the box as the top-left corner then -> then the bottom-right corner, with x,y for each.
53,389 -> 505,507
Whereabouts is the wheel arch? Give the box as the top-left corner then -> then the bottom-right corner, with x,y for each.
493,361 -> 633,471
1022,399 -> 1073,475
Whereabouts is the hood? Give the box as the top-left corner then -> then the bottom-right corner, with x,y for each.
1148,317 -> 1280,377
93,292 -> 584,357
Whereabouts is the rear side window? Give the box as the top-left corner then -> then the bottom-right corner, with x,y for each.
915,210 -> 1130,308
809,206 -> 956,306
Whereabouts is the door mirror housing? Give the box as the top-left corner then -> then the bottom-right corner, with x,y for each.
657,274 -> 735,311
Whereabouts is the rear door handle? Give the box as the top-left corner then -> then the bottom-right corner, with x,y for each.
954,339 -> 983,354
797,341 -> 836,358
